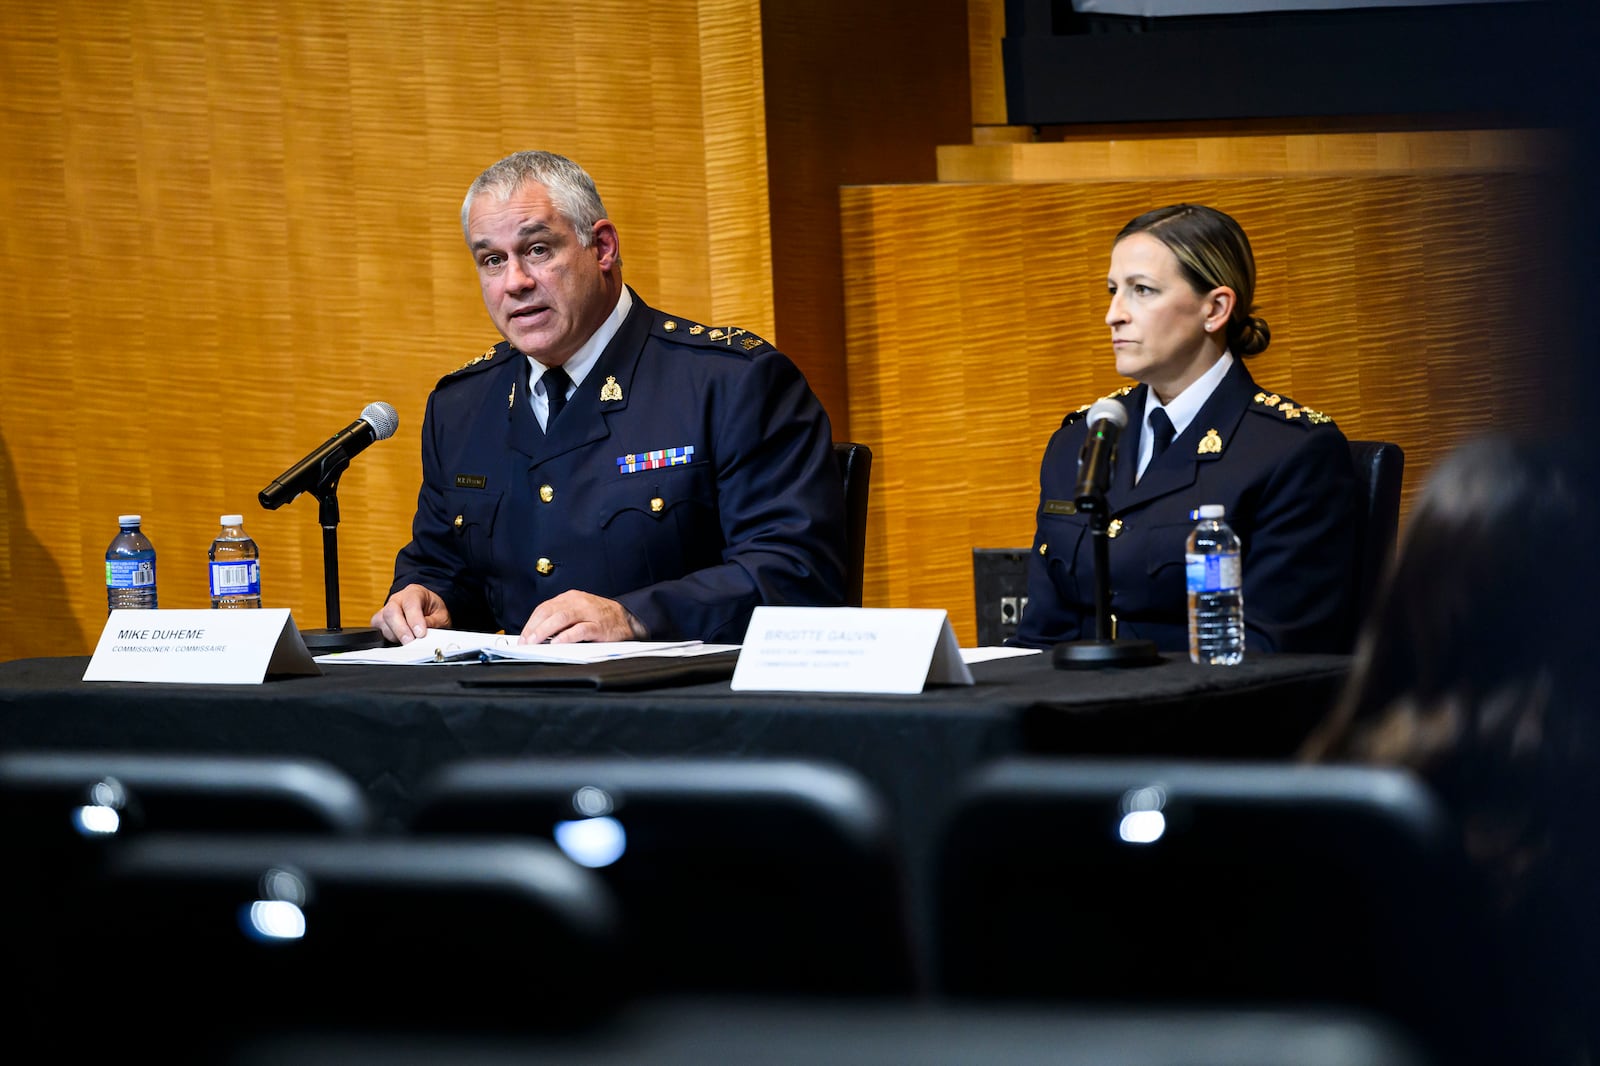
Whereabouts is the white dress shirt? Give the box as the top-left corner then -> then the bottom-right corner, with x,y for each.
526,285 -> 634,430
1135,351 -> 1234,482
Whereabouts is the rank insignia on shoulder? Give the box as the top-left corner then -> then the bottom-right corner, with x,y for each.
659,317 -> 769,352
1067,385 -> 1132,423
1198,428 -> 1223,454
600,375 -> 623,402
709,326 -> 768,350
453,347 -> 497,374
1252,391 -> 1336,425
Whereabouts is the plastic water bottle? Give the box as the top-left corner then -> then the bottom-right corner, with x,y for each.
1186,504 -> 1244,665
208,514 -> 262,609
106,515 -> 158,613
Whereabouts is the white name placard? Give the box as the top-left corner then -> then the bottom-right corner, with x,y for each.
84,608 -> 322,684
731,606 -> 974,694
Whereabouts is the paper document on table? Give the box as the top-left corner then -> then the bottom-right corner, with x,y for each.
313,628 -> 706,665
961,646 -> 1042,664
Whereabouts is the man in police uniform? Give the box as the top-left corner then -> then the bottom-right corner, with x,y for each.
1012,203 -> 1360,655
372,151 -> 847,645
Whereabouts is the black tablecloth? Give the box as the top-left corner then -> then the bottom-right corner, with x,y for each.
0,650 -> 1346,818
0,649 -> 1348,966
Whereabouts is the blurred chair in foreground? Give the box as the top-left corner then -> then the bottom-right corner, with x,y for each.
933,757 -> 1501,1063
2,750 -> 374,937
227,999 -> 1436,1066
0,750 -> 372,843
409,756 -> 920,997
28,834 -> 621,1058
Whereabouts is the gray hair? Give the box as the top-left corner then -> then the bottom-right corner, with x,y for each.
460,151 -> 608,246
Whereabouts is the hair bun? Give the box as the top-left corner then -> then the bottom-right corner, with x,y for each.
1234,314 -> 1271,356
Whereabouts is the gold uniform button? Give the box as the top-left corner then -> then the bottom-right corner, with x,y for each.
650,497 -> 664,513
453,515 -> 464,529
536,558 -> 554,576
663,320 -> 677,332
1039,543 -> 1047,555
539,484 -> 554,503
1108,519 -> 1124,538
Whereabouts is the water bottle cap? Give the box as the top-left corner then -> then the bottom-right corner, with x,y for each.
220,514 -> 244,526
1199,504 -> 1225,519
118,514 -> 142,525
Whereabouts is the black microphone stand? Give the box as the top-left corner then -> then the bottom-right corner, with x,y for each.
1052,490 -> 1161,670
296,468 -> 385,654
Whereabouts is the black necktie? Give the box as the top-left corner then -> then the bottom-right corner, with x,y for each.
1148,407 -> 1176,463
541,366 -> 572,430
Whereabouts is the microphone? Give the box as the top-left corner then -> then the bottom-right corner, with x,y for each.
1073,398 -> 1127,511
259,402 -> 399,510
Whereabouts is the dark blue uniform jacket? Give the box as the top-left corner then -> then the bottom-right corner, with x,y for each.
389,290 -> 848,643
1012,358 -> 1360,654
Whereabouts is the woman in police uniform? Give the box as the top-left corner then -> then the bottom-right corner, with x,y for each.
1012,204 -> 1360,654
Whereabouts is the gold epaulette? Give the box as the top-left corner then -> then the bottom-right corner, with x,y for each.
435,344 -> 506,389
657,317 -> 769,353
450,346 -> 500,374
1065,385 -> 1134,423
1251,390 -> 1335,425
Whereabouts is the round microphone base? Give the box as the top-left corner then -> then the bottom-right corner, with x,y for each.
300,626 -> 387,654
1052,638 -> 1162,669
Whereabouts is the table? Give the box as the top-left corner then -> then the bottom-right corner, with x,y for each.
0,649 -> 1348,972
0,650 -> 1346,820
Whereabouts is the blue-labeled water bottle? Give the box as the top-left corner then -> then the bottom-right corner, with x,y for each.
106,514 -> 158,614
1186,503 -> 1244,665
209,514 -> 262,609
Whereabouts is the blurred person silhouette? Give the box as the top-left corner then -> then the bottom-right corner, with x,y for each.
1301,432 -> 1600,1062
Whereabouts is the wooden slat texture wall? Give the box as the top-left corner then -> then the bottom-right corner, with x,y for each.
966,0 -> 1007,128
0,0 -> 773,658
843,171 -> 1572,646
759,0 -> 972,443
937,129 -> 1566,183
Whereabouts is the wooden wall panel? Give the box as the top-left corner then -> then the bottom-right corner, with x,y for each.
843,173 -> 1571,646
0,0 -> 772,658
760,0 -> 972,441
967,0 -> 1007,128
937,129 -> 1565,183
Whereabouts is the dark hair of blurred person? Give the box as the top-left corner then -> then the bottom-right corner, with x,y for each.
1301,432 -> 1600,1060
